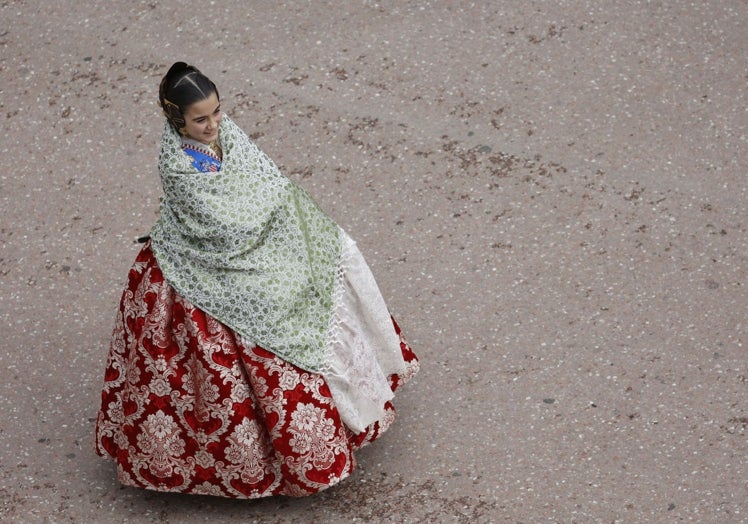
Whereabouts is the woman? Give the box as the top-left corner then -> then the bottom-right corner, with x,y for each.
95,62 -> 419,498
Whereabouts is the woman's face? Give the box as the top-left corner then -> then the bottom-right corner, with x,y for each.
182,91 -> 222,144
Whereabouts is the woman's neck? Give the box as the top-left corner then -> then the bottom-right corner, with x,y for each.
182,135 -> 222,160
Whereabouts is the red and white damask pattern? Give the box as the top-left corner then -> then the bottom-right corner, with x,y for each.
95,245 -> 418,498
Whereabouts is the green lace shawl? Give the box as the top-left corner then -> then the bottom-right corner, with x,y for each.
149,116 -> 341,372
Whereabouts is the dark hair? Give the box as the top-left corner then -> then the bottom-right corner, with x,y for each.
158,62 -> 219,133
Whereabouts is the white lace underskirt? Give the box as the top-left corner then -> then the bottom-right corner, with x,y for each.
323,230 -> 408,433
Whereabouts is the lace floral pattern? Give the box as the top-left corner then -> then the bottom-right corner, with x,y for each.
150,116 -> 341,373
95,244 -> 419,498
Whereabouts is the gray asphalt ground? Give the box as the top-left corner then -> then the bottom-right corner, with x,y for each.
1,1 -> 746,522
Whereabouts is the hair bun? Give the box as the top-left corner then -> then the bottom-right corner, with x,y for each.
166,61 -> 192,76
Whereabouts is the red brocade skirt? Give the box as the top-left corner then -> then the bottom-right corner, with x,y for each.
95,244 -> 418,498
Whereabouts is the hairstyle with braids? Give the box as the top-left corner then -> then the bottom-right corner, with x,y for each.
158,62 -> 220,134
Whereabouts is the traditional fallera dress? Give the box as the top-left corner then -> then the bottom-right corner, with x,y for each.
94,116 -> 419,498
